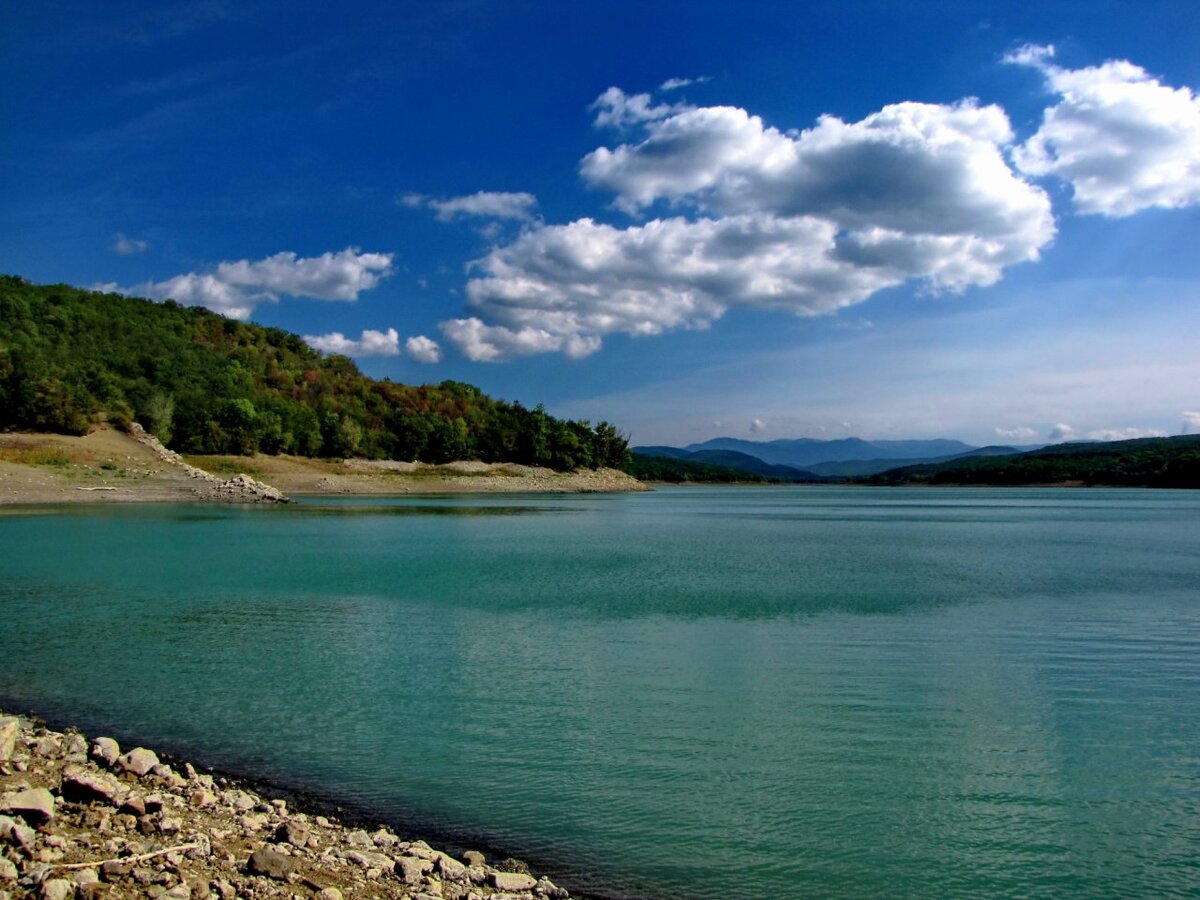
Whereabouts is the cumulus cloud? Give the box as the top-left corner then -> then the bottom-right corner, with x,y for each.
1086,426 -> 1169,441
303,328 -> 401,357
1182,411 -> 1200,433
749,418 -> 767,433
447,92 -> 1055,360
409,191 -> 539,222
112,233 -> 149,255
995,426 -> 1036,440
1009,44 -> 1200,216
130,248 -> 393,319
405,335 -> 442,364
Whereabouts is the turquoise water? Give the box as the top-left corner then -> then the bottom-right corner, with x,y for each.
2,487 -> 1199,898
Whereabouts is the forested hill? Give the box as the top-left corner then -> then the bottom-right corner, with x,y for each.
866,435 -> 1200,488
0,276 -> 629,470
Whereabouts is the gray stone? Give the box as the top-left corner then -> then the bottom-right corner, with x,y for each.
70,869 -> 99,887
100,859 -> 129,880
396,856 -> 426,885
462,850 -> 486,868
491,870 -> 537,892
39,880 -> 76,900
436,854 -> 467,880
61,765 -> 124,805
210,879 -> 236,899
275,820 -> 313,848
246,848 -> 294,881
343,829 -> 372,847
0,787 -> 55,824
344,849 -> 394,871
116,747 -> 159,777
0,720 -> 18,762
0,858 -> 17,882
316,889 -> 343,900
62,733 -> 88,759
225,790 -> 256,811
161,884 -> 192,899
536,876 -> 570,898
89,738 -> 120,768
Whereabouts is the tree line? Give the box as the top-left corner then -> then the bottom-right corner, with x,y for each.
0,276 -> 630,471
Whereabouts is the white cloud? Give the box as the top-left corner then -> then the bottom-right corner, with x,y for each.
130,247 -> 393,319
405,335 -> 442,364
303,327 -> 401,357
1048,423 -> 1076,441
660,76 -> 709,92
1086,426 -> 1169,441
994,426 -> 1036,440
749,418 -> 766,433
112,233 -> 149,255
447,91 -> 1055,360
411,191 -> 539,222
1182,411 -> 1200,433
441,317 -> 600,362
1009,45 -> 1200,216
591,87 -> 686,129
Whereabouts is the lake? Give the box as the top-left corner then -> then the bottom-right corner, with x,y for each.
2,487 -> 1199,898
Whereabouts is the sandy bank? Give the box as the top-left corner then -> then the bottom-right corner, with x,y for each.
0,710 -> 576,900
0,428 -> 648,506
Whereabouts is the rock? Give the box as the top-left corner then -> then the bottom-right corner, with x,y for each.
118,795 -> 146,817
437,854 -> 467,880
39,880 -> 76,900
31,736 -> 61,758
316,889 -> 343,900
116,747 -> 159,777
396,857 -> 426,885
61,765 -> 124,805
225,790 -> 256,812
246,848 -> 294,881
89,738 -> 120,768
274,820 -> 312,848
344,829 -> 372,847
100,859 -> 129,880
0,719 -> 18,762
0,787 -> 55,824
188,789 -> 216,808
462,850 -> 486,868
62,733 -> 88,758
344,849 -> 394,871
209,879 -> 236,899
70,870 -> 99,887
237,812 -> 269,831
0,857 -> 17,882
162,884 -> 192,899
491,871 -> 537,892
536,876 -> 570,898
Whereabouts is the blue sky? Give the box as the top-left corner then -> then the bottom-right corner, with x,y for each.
3,0 -> 1199,447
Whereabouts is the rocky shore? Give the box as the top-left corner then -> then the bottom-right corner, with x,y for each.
0,713 -> 573,900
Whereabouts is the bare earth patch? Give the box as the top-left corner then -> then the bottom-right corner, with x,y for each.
0,428 -> 647,506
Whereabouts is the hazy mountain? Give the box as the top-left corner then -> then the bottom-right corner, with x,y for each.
683,436 -> 979,469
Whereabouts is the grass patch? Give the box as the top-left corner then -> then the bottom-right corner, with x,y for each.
0,446 -> 74,467
182,455 -> 264,477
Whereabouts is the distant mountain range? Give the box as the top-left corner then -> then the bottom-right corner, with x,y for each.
632,434 -> 1200,488
633,437 -> 1039,479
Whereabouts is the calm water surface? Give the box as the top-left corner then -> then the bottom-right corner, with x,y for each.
2,487 -> 1199,898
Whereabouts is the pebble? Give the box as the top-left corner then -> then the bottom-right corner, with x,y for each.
0,711 -> 574,899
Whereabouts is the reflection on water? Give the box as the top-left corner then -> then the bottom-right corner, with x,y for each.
2,487 -> 1199,899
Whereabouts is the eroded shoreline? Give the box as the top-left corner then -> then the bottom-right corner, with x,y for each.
0,427 -> 648,507
0,710 -> 586,900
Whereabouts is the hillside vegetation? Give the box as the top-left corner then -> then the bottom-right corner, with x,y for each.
0,276 -> 628,470
866,436 -> 1200,488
